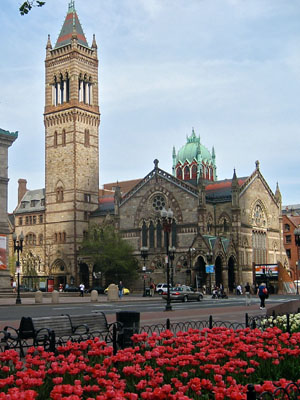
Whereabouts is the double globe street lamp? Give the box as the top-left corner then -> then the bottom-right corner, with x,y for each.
12,232 -> 24,305
160,207 -> 174,311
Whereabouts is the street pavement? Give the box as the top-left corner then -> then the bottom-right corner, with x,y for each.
0,292 -> 297,331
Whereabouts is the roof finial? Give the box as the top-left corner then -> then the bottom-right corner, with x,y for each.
154,159 -> 159,169
69,0 -> 75,11
255,160 -> 260,170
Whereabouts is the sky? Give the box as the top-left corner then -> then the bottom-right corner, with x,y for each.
2,0 -> 300,212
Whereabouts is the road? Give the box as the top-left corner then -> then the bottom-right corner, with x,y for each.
0,294 -> 297,330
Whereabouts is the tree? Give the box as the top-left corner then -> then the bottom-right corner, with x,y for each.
79,223 -> 138,287
19,1 -> 45,15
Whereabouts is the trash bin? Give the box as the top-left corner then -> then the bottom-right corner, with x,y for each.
145,287 -> 150,297
116,311 -> 140,349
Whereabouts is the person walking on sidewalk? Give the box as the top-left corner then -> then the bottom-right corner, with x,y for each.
257,282 -> 268,309
79,282 -> 85,297
244,282 -> 251,306
118,281 -> 124,299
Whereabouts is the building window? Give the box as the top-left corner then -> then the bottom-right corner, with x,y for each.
54,233 -> 58,243
21,202 -> 26,209
84,211 -> 89,221
84,193 -> 91,203
184,166 -> 190,180
286,249 -> 291,259
84,129 -> 90,146
252,231 -> 267,264
56,187 -> 64,202
83,230 -> 88,239
176,168 -> 182,180
286,235 -> 291,244
39,215 -> 43,223
41,199 -> 45,206
25,233 -> 36,245
25,216 -> 29,225
19,217 -> 23,226
142,221 -> 147,247
284,224 -> 290,232
54,131 -> 58,147
152,195 -> 165,212
39,234 -> 43,245
191,165 -> 197,180
33,216 -> 36,224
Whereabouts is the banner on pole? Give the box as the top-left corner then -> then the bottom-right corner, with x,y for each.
0,235 -> 7,270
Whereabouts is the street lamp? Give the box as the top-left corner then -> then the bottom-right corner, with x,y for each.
12,232 -> 24,305
169,246 -> 176,287
294,226 -> 300,295
140,246 -> 148,297
206,251 -> 213,295
160,207 -> 174,311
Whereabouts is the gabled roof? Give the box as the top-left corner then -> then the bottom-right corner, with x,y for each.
206,178 -> 247,203
55,1 -> 89,49
14,189 -> 45,214
283,215 -> 300,228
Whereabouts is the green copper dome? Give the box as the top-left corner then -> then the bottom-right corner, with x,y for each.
176,128 -> 212,164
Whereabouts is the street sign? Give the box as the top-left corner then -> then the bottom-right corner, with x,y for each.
206,264 -> 214,273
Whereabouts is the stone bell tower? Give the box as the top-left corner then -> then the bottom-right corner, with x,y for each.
44,1 -> 100,285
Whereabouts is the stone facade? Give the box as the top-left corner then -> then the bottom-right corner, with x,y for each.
11,2 -> 288,293
0,128 -> 17,290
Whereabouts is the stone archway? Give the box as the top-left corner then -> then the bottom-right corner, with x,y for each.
51,259 -> 67,289
228,256 -> 235,293
215,256 -> 223,287
79,262 -> 89,288
194,256 -> 207,290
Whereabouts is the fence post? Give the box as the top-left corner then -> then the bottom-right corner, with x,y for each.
113,324 -> 117,355
245,313 -> 249,328
166,318 -> 171,330
272,310 -> 276,318
251,319 -> 256,329
287,313 -> 290,333
247,384 -> 256,399
209,315 -> 213,329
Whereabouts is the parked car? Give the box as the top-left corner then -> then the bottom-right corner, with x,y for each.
162,285 -> 203,302
104,286 -> 130,295
64,285 -> 79,292
88,286 -> 105,294
18,285 -> 32,292
155,283 -> 171,295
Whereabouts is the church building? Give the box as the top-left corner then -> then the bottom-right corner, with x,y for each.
11,1 -> 288,293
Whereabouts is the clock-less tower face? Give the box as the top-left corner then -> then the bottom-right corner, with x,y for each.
44,2 -> 100,282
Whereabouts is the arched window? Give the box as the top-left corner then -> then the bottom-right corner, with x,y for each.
149,221 -> 154,248
184,166 -> 190,180
54,131 -> 58,147
142,221 -> 147,247
176,168 -> 182,180
56,186 -> 64,202
62,129 -> 66,146
156,220 -> 162,248
191,165 -> 197,180
171,220 -> 177,247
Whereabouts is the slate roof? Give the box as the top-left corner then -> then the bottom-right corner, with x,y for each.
15,189 -> 45,214
205,177 -> 247,203
55,1 -> 89,48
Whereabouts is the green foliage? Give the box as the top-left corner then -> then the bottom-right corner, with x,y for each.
79,224 -> 138,286
19,1 -> 45,15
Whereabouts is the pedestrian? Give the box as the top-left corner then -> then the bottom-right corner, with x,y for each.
150,282 -> 155,297
257,282 -> 268,309
59,283 -> 64,292
118,281 -> 124,298
236,284 -> 242,295
244,282 -> 251,306
12,281 -> 16,293
79,282 -> 85,297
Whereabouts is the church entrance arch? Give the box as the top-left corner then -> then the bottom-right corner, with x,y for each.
79,262 -> 89,289
194,256 -> 207,290
51,259 -> 67,289
228,256 -> 235,293
215,256 -> 223,287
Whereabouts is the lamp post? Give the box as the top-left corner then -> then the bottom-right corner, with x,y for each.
169,246 -> 176,287
12,232 -> 24,305
294,226 -> 300,295
140,246 -> 148,297
160,207 -> 173,311
206,251 -> 213,295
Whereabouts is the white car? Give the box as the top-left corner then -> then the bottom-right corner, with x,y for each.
155,283 -> 171,295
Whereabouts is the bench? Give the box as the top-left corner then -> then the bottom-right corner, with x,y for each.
64,312 -> 122,352
1,315 -> 88,356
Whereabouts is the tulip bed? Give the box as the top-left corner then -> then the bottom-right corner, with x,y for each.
261,312 -> 300,333
0,326 -> 300,399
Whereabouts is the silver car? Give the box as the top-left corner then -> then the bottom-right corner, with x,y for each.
162,285 -> 203,302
